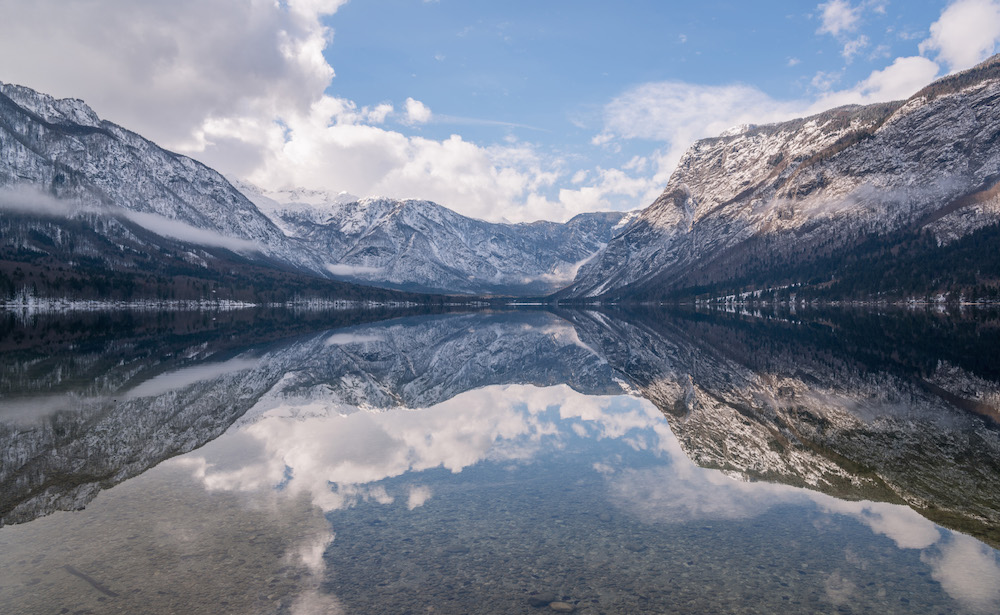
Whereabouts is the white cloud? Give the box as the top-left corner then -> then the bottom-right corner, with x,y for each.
591,81 -> 807,194
0,185 -> 89,216
404,97 -> 433,125
123,211 -> 262,252
811,70 -> 843,92
922,534 -> 1000,614
813,55 -> 940,107
842,34 -> 869,62
366,103 -> 394,124
247,102 -> 580,221
817,0 -> 860,35
406,485 -> 432,509
919,0 -> 1000,73
0,0 -> 344,167
325,263 -> 383,276
0,186 -> 262,252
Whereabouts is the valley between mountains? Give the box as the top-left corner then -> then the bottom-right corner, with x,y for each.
4,55 -> 1000,303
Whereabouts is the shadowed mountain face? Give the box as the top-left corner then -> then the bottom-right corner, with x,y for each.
2,307 -> 999,548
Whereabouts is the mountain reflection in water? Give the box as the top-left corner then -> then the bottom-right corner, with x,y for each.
0,307 -> 998,614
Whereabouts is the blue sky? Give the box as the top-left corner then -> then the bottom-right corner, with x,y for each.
328,0 -> 940,142
323,0 -> 954,199
1,0 -> 999,221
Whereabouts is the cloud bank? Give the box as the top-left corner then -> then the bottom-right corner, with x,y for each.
3,1 -> 1000,222
0,186 -> 260,252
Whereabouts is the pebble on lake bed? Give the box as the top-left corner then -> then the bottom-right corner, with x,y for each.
549,601 -> 575,612
527,592 -> 558,607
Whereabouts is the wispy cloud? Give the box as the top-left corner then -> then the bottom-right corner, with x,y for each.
403,97 -> 432,125
0,186 -> 260,252
432,114 -> 551,132
0,185 -> 90,216
325,263 -> 382,276
817,0 -> 860,35
122,211 -> 260,253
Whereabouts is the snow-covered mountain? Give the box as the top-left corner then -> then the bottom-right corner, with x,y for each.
562,56 -> 1000,300
0,82 -> 331,275
237,180 -> 626,295
0,81 -> 625,298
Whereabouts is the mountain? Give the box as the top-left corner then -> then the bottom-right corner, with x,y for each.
0,82 -> 327,271
0,82 -> 458,303
237,180 -> 626,295
0,80 -> 626,299
561,56 -> 1000,301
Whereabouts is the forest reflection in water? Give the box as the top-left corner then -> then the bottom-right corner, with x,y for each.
0,305 -> 998,614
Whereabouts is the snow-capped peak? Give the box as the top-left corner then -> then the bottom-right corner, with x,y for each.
0,82 -> 101,128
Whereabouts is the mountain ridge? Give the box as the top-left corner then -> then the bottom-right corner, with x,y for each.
237,179 -> 626,295
560,55 -> 1000,302
0,81 -> 626,299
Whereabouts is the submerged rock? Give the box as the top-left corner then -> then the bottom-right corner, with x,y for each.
527,592 -> 558,608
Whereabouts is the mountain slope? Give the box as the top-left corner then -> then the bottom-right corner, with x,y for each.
238,181 -> 626,295
0,82 -> 332,275
562,56 -> 1000,301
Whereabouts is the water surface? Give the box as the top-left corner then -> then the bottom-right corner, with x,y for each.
1,307 -> 998,614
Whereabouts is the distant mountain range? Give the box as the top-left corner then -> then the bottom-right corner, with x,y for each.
236,180 -> 625,295
4,56 -> 1000,301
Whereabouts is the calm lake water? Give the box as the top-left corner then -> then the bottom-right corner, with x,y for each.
1,306 -> 999,614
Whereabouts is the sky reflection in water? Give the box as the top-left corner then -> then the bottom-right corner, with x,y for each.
1,309 -> 999,614
175,378 -> 1000,614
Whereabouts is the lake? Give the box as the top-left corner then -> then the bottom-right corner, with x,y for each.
1,306 -> 999,614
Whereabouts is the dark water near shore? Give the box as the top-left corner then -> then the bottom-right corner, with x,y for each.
1,306 -> 999,614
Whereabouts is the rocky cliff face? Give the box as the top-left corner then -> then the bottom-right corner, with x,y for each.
237,180 -> 625,295
563,56 -> 1000,299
